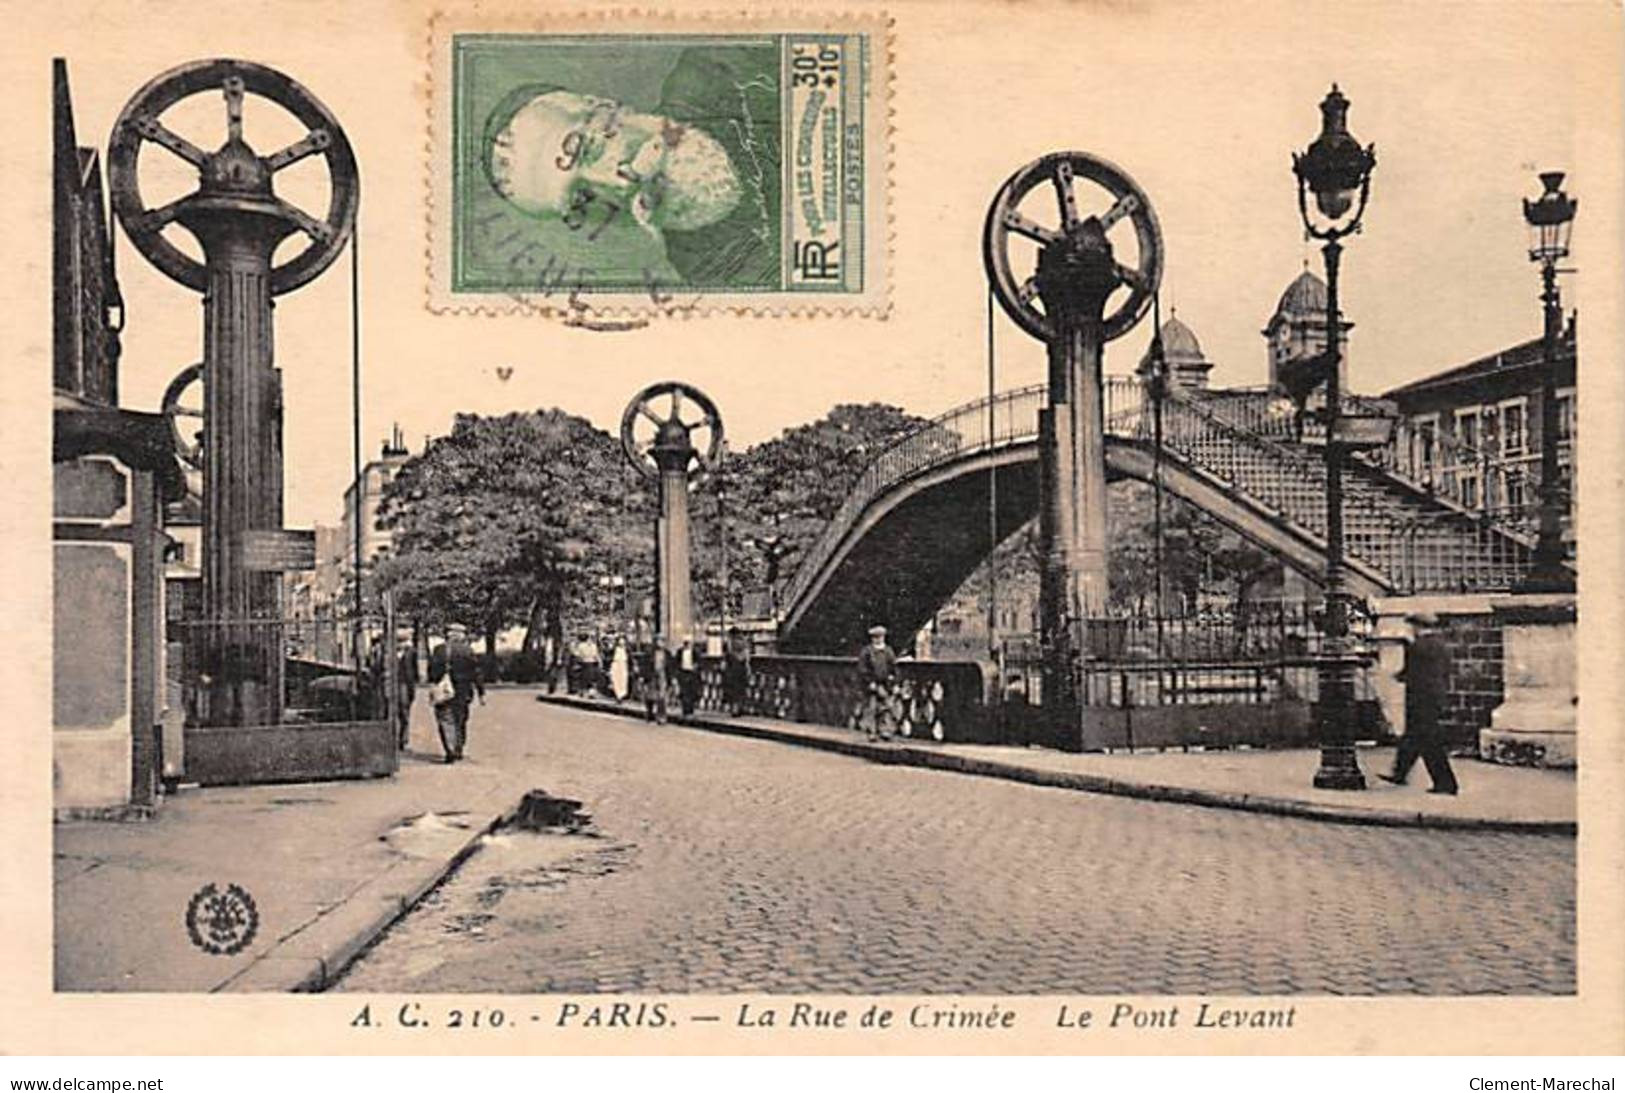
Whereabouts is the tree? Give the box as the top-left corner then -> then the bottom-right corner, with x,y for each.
375,410 -> 653,667
687,403 -> 930,622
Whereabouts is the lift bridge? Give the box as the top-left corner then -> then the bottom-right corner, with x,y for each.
774,377 -> 1562,655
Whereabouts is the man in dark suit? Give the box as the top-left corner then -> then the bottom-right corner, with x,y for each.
856,625 -> 900,742
428,623 -> 484,763
394,633 -> 419,749
1380,612 -> 1459,794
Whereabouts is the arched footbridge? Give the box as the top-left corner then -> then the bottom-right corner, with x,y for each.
777,378 -> 1559,654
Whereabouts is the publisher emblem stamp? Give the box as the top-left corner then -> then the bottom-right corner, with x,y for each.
185,882 -> 260,956
429,11 -> 891,317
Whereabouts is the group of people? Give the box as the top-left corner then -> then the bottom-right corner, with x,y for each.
564,628 -> 754,723
377,608 -> 1459,792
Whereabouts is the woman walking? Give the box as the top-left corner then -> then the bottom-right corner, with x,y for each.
609,635 -> 631,702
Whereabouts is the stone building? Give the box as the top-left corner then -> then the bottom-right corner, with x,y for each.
1263,268 -> 1351,392
51,59 -> 185,817
1380,322 -> 1576,549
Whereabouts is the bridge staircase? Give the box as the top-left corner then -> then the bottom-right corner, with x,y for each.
776,379 -> 1565,649
1108,380 -> 1545,594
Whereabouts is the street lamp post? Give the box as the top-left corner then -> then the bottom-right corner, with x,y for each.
716,439 -> 732,635
1139,294 -> 1170,649
1520,171 -> 1577,593
753,512 -> 797,624
1292,84 -> 1376,791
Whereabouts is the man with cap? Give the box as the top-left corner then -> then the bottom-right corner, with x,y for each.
427,623 -> 485,763
856,624 -> 900,742
1380,612 -> 1459,794
394,630 -> 419,749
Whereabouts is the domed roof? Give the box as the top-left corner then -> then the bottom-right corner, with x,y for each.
1139,311 -> 1212,383
1274,269 -> 1328,316
1160,314 -> 1204,361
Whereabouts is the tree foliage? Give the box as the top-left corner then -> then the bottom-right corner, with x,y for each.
688,403 -> 930,620
374,410 -> 654,648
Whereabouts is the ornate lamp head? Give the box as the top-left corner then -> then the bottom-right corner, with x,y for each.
1293,85 -> 1376,235
1523,171 -> 1577,264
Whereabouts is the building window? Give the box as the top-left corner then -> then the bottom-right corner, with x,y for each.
1410,414 -> 1438,481
1453,407 -> 1483,509
1455,406 -> 1480,451
1555,387 -> 1576,461
1461,474 -> 1479,509
1499,398 -> 1527,458
1504,470 -> 1526,515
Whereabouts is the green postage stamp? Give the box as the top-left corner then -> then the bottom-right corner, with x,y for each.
429,12 -> 891,317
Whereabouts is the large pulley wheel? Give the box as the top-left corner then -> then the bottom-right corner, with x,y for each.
621,382 -> 724,481
108,58 -> 358,295
983,151 -> 1163,343
161,363 -> 205,472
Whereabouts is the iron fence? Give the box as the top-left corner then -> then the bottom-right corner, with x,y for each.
1001,601 -> 1374,711
166,613 -> 397,728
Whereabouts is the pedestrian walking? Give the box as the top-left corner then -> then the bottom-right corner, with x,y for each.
395,631 -> 418,748
676,636 -> 700,716
365,638 -> 388,721
722,626 -> 751,715
643,642 -> 670,724
609,635 -> 631,702
1380,612 -> 1459,795
541,632 -> 559,694
856,624 -> 899,741
427,622 -> 484,763
569,631 -> 600,695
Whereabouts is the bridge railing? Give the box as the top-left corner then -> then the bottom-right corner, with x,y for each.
780,384 -> 1047,618
1171,387 -> 1558,533
782,375 -> 1550,626
1107,378 -> 1551,591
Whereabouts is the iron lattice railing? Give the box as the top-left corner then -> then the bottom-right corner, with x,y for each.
167,614 -> 398,728
1104,379 -> 1541,592
1189,386 -> 1569,528
780,378 -> 1555,622
996,601 -> 1372,713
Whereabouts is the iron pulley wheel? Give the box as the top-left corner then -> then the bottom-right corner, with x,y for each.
160,362 -> 205,473
982,150 -> 1163,343
620,381 -> 724,481
107,58 -> 359,295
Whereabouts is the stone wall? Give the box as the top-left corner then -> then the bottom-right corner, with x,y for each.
1429,611 -> 1505,750
1372,592 -> 1574,758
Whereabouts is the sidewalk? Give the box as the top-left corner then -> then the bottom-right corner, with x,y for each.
53,696 -> 537,993
537,693 -> 1577,834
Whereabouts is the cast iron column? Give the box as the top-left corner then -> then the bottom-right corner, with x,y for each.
621,382 -> 723,649
653,422 -> 697,645
186,197 -> 294,726
1525,260 -> 1573,591
108,59 -> 359,730
983,152 -> 1163,740
1035,221 -> 1120,711
1312,238 -> 1366,789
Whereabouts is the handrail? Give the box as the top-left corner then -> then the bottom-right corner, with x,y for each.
779,384 -> 1047,616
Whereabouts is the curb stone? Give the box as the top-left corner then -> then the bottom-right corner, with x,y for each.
215,803 -> 519,993
535,693 -> 1576,836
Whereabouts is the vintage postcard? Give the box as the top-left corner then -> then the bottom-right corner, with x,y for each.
427,10 -> 891,317
3,0 -> 1624,1064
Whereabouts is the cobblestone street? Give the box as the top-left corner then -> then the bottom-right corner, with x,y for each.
335,695 -> 1576,995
